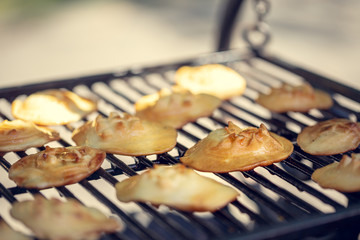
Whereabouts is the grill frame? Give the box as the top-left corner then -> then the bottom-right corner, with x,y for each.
0,49 -> 359,240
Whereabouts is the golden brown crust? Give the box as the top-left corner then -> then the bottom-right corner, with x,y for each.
312,153 -> 360,192
256,83 -> 333,113
9,146 -> 106,189
0,120 -> 60,152
72,112 -> 177,156
12,89 -> 97,125
174,64 -> 246,100
10,195 -> 121,240
180,122 -> 293,172
0,220 -> 31,240
297,118 -> 360,155
135,88 -> 222,129
115,164 -> 238,212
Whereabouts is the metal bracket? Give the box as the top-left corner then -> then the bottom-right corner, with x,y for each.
217,0 -> 271,52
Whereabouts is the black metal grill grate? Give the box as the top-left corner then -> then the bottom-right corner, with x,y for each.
0,49 -> 359,240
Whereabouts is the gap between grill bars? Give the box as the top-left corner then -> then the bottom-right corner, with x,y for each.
0,50 -> 360,240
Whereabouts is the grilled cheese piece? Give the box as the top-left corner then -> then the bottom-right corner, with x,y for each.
174,64 -> 246,100
256,83 -> 333,113
312,153 -> 360,192
115,164 -> 238,212
135,88 -> 221,129
0,120 -> 59,152
180,121 -> 293,172
72,112 -> 177,156
12,89 -> 96,125
9,146 -> 106,189
297,118 -> 360,155
10,195 -> 121,240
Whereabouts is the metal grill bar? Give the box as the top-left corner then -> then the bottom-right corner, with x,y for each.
103,154 -> 211,240
256,52 -> 360,103
78,180 -> 160,240
242,170 -> 321,215
0,156 -> 160,240
0,183 -> 16,203
0,50 -> 359,239
108,78 -> 318,223
157,120 -> 317,220
264,165 -> 344,210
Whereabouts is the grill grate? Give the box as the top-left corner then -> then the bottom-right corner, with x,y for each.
0,49 -> 359,240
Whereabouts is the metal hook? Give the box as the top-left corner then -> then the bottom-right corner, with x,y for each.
243,21 -> 271,50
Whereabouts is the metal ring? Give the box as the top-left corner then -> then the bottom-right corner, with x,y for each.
254,0 -> 271,21
242,22 -> 271,50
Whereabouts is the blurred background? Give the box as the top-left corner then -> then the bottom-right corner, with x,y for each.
0,0 -> 359,89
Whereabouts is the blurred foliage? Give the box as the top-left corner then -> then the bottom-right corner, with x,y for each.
0,0 -> 76,24
0,0 -> 212,26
